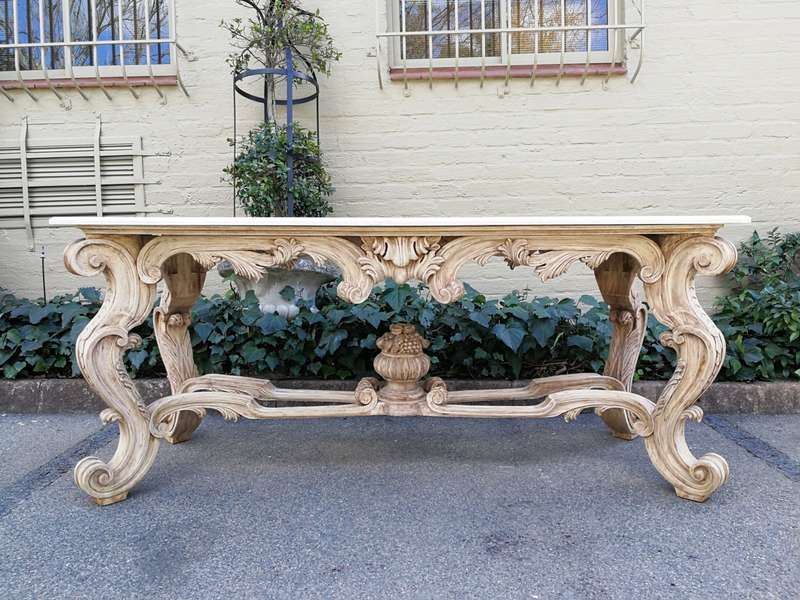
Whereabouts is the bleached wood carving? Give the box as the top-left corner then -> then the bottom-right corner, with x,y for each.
137,233 -> 665,307
425,378 -> 656,438
642,236 -> 737,502
65,237 -> 159,506
60,219 -> 739,505
153,254 -> 207,444
374,324 -> 432,405
594,253 -> 650,440
429,234 -> 665,303
360,237 -> 446,285
149,378 -> 382,436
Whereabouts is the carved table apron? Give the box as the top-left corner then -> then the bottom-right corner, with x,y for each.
50,216 -> 751,505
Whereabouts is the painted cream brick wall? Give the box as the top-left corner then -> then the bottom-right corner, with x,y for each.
0,0 -> 797,306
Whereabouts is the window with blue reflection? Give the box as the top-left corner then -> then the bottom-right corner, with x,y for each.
0,0 -> 171,72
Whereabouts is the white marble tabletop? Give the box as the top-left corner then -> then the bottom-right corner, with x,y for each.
50,215 -> 752,229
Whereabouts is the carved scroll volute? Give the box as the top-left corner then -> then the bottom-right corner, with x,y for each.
65,237 -> 159,505
137,236 -> 376,306
643,235 -> 737,502
300,238 -> 376,304
429,235 -> 666,304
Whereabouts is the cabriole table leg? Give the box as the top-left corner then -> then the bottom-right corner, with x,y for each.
643,235 -> 737,502
154,253 -> 207,444
65,236 -> 160,506
595,253 -> 649,440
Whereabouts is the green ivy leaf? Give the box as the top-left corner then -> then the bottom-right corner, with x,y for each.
257,313 -> 288,335
491,324 -> 525,352
29,305 -> 55,325
567,335 -> 594,352
194,323 -> 215,342
316,329 -> 349,357
0,350 -> 12,366
59,303 -> 88,328
128,350 -> 149,370
3,361 -> 26,379
530,318 -> 556,348
241,342 -> 267,363
21,339 -> 44,353
384,284 -> 413,312
508,306 -> 529,321
468,311 -> 491,328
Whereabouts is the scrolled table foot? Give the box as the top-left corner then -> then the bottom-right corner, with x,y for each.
74,458 -> 133,507
163,413 -> 204,445
645,408 -> 731,502
93,492 -> 129,507
74,452 -> 131,506
674,454 -> 730,502
71,383 -> 160,506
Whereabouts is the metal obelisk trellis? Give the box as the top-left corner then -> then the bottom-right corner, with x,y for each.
232,21 -> 320,217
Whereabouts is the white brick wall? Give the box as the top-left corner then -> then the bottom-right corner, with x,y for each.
1,0 -> 797,307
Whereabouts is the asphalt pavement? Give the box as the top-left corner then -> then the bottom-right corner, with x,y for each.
0,412 -> 798,599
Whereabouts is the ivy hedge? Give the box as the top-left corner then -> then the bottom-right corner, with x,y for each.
1,230 -> 798,383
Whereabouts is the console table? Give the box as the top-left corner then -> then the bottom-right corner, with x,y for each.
51,216 -> 751,505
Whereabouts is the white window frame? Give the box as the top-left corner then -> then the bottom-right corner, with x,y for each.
385,0 -> 627,70
0,0 -> 177,83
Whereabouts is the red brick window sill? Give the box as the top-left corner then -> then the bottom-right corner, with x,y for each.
389,64 -> 627,82
0,75 -> 179,91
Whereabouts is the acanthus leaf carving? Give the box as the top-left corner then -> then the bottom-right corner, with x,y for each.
483,239 -> 615,282
190,238 -> 308,281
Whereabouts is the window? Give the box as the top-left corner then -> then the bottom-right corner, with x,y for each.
383,0 -> 641,74
0,0 -> 174,82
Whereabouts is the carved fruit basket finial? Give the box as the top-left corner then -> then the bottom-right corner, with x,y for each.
374,324 -> 432,405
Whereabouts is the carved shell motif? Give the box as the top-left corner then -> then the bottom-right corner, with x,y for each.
478,239 -> 614,282
359,237 -> 446,285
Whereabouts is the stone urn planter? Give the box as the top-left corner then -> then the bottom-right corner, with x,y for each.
219,258 -> 339,319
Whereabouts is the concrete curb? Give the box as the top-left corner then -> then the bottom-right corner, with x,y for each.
0,378 -> 798,415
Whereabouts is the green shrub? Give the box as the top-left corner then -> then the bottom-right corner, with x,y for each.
0,288 -> 103,379
1,231 -> 798,383
0,282 -> 629,381
714,230 -> 800,381
224,122 -> 334,218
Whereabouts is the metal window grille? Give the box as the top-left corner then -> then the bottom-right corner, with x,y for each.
376,0 -> 644,88
0,117 -> 160,248
0,0 -> 187,101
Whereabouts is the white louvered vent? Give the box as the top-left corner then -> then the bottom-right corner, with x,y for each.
0,119 -> 148,247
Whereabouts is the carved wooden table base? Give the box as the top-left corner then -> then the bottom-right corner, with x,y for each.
53,216 -> 747,505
